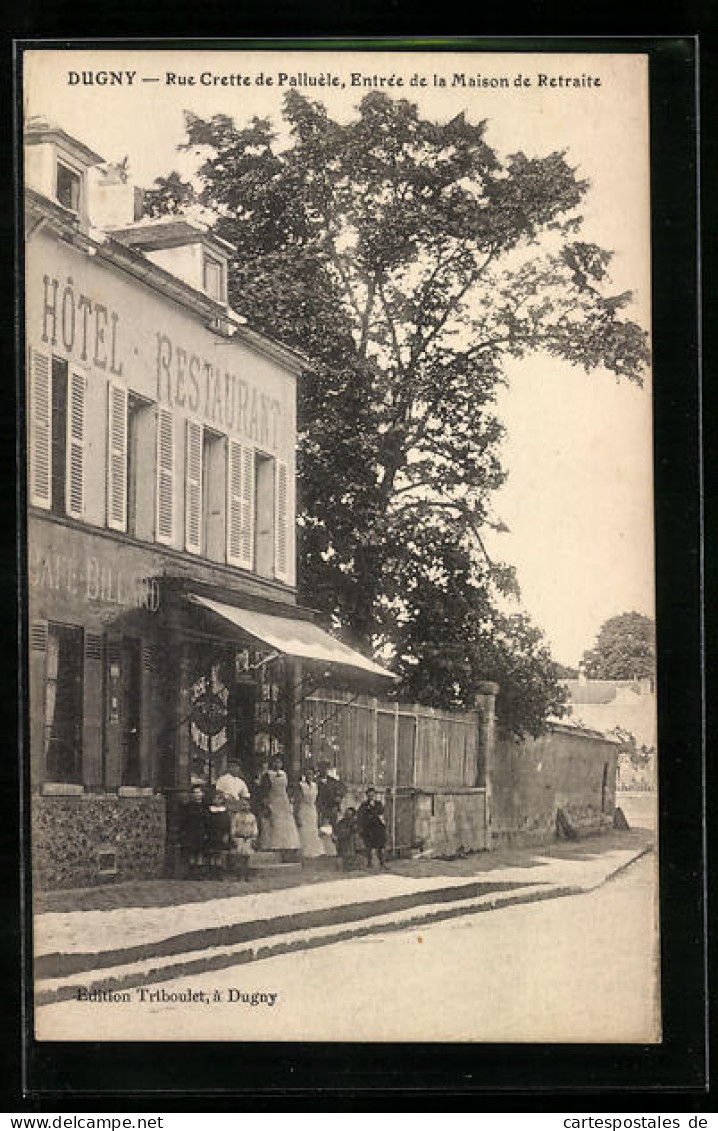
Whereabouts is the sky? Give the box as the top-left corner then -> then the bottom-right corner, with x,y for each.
24,49 -> 655,666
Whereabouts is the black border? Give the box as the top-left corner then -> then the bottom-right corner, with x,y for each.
9,35 -> 706,1106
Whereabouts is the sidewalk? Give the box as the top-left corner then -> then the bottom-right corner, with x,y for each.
34,828 -> 653,1006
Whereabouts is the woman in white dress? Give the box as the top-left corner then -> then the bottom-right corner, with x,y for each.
296,769 -> 325,858
262,756 -> 300,851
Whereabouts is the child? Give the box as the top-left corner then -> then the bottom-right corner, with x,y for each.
229,795 -> 258,881
335,806 -> 360,871
181,785 -> 208,878
205,788 -> 232,877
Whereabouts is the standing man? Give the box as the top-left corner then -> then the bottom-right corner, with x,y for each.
357,786 -> 388,869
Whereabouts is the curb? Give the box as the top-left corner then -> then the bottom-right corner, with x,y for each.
35,845 -> 652,1007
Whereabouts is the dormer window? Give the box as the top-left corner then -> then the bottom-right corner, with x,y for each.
203,252 -> 225,301
56,160 -> 81,213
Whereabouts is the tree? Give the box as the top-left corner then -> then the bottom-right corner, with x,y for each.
581,612 -> 656,682
148,94 -> 649,735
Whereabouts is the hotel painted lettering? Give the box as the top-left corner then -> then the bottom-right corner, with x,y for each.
42,275 -> 123,375
156,333 -> 282,452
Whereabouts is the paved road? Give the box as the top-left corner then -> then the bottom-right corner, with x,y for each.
36,853 -> 659,1043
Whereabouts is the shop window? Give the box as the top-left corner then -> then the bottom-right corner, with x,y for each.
56,160 -> 81,213
254,453 -> 275,579
203,252 -> 225,301
44,623 -> 83,784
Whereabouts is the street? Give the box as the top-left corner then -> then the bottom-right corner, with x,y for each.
36,853 -> 660,1044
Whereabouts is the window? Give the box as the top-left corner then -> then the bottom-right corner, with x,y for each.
185,419 -> 203,554
28,351 -> 85,517
203,253 -> 225,301
203,428 -> 226,561
156,407 -> 175,545
45,623 -> 83,783
108,385 -> 155,538
56,161 -> 81,213
227,440 -> 254,570
255,453 -> 275,579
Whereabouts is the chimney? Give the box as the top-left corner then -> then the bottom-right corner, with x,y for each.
88,161 -> 144,232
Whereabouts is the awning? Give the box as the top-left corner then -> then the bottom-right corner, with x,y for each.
189,594 -> 397,681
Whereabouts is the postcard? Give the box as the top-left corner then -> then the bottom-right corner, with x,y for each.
22,46 -> 660,1043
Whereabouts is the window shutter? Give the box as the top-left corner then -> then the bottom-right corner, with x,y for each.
227,440 -> 254,570
185,419 -> 203,555
274,458 -> 289,582
156,407 -> 174,545
107,383 -> 128,532
66,370 -> 86,519
29,348 -> 52,509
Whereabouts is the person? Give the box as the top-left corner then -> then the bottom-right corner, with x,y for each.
214,760 -> 251,806
260,755 -> 301,852
295,767 -> 324,858
205,787 -> 232,876
180,784 -> 208,878
357,786 -> 388,869
335,806 -> 360,871
317,762 -> 346,831
229,794 -> 258,881
215,760 -> 255,879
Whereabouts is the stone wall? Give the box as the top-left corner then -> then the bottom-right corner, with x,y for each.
491,724 -> 618,847
32,793 -> 165,889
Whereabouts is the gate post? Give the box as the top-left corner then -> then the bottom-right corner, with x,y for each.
474,681 -> 499,850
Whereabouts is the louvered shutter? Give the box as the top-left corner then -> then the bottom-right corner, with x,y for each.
274,458 -> 289,582
107,383 -> 128,532
66,370 -> 85,519
227,440 -> 254,570
185,419 -> 203,555
156,407 -> 174,545
29,348 -> 52,509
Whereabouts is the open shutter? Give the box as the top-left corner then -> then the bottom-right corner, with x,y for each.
227,440 -> 254,570
156,407 -> 174,545
66,369 -> 85,519
184,419 -> 203,555
29,348 -> 52,509
274,458 -> 289,582
107,383 -> 128,532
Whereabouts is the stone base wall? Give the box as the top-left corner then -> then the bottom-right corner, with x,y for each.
32,793 -> 165,890
343,784 -> 486,856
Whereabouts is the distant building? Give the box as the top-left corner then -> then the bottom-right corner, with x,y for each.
562,673 -> 656,791
562,673 -> 656,750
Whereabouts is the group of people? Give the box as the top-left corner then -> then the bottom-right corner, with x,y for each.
180,754 -> 388,879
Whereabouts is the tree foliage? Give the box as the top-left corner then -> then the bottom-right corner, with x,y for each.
147,93 -> 649,736
581,612 -> 656,682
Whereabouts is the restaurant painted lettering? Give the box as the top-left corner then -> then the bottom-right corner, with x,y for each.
156,332 -> 282,450
29,549 -> 160,611
38,278 -> 283,452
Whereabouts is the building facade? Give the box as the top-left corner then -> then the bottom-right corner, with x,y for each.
25,121 -> 388,888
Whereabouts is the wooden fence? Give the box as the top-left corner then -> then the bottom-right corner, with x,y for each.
301,690 -> 485,853
301,690 -> 482,789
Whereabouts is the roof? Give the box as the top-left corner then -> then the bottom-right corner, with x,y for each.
25,117 -> 104,167
563,679 -> 645,705
108,217 -> 236,258
26,189 -> 310,376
